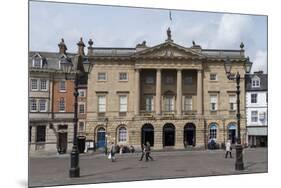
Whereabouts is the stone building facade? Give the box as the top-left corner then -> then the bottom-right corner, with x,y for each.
85,31 -> 248,150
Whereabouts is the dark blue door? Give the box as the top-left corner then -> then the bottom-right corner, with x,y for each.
97,128 -> 106,148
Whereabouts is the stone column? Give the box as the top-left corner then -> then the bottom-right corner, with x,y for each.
134,69 -> 140,116
156,69 -> 162,115
176,69 -> 182,116
197,69 -> 203,115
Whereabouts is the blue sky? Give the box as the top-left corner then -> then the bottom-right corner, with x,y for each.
29,1 -> 267,73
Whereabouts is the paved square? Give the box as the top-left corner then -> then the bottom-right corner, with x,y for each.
29,148 -> 267,187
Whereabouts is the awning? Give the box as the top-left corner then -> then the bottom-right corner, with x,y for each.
247,127 -> 268,136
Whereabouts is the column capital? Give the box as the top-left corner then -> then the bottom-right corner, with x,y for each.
197,69 -> 203,73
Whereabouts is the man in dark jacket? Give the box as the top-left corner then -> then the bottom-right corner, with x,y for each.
145,141 -> 154,161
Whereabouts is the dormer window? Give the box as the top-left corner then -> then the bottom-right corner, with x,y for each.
32,54 -> 42,68
251,76 -> 260,88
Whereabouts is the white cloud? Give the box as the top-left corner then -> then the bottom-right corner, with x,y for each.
252,50 -> 267,73
209,14 -> 253,49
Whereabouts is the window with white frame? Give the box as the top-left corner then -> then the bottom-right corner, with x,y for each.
252,78 -> 260,88
78,122 -> 84,132
98,95 -> 106,112
210,95 -> 218,111
59,98 -> 65,112
59,80 -> 66,92
259,112 -> 266,121
165,76 -> 174,84
39,99 -> 47,112
184,96 -> 192,111
119,127 -> 127,142
30,98 -> 37,112
119,95 -> 127,112
251,111 -> 258,122
210,73 -> 217,81
145,76 -> 154,84
209,124 -> 217,139
78,89 -> 86,97
164,96 -> 174,112
251,93 -> 257,103
97,72 -> 107,81
119,72 -> 128,81
79,103 -> 85,114
40,79 -> 48,91
229,95 -> 236,111
145,96 -> 154,112
31,79 -> 38,91
33,56 -> 41,68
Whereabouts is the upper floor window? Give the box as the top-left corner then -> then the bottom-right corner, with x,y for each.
145,76 -> 154,84
39,99 -> 47,112
31,79 -> 38,91
119,95 -> 128,112
252,78 -> 260,88
78,89 -> 86,97
30,98 -> 37,112
251,93 -> 258,103
98,95 -> 106,112
119,72 -> 128,81
33,55 -> 42,68
79,103 -> 85,114
210,73 -> 217,81
165,76 -> 174,84
59,80 -> 66,92
145,96 -> 154,112
184,96 -> 192,111
210,95 -> 218,111
40,79 -> 48,91
229,95 -> 236,111
164,96 -> 174,112
98,72 -> 107,81
59,98 -> 65,112
251,111 -> 258,122
184,76 -> 193,85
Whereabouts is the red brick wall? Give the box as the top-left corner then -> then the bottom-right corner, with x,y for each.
53,80 -> 74,113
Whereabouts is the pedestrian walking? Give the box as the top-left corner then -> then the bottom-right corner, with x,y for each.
225,140 -> 232,158
139,144 -> 146,161
145,141 -> 154,161
110,142 -> 116,162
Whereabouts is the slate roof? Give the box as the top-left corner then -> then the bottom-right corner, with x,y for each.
245,71 -> 268,91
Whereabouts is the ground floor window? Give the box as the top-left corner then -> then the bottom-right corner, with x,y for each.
36,126 -> 46,142
119,127 -> 127,142
209,124 -> 217,139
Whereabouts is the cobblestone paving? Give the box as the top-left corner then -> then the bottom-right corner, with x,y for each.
29,148 -> 267,187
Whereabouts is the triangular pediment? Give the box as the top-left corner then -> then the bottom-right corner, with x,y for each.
134,41 -> 205,59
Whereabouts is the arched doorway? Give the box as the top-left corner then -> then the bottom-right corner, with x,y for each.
184,123 -> 196,146
163,123 -> 175,147
97,127 -> 106,148
228,123 -> 237,144
141,124 -> 154,146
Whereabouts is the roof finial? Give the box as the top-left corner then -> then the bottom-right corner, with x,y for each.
166,27 -> 173,42
240,42 -> 244,50
58,38 -> 67,54
77,37 -> 85,55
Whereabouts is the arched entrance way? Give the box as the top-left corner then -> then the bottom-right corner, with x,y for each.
97,127 -> 106,148
184,123 -> 196,146
141,124 -> 154,146
163,123 -> 175,147
228,123 -> 237,144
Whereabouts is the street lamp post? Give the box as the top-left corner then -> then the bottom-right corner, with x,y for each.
60,38 -> 94,178
104,118 -> 108,155
224,56 -> 252,171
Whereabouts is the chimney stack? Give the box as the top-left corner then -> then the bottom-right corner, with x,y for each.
58,38 -> 67,54
77,37 -> 85,55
